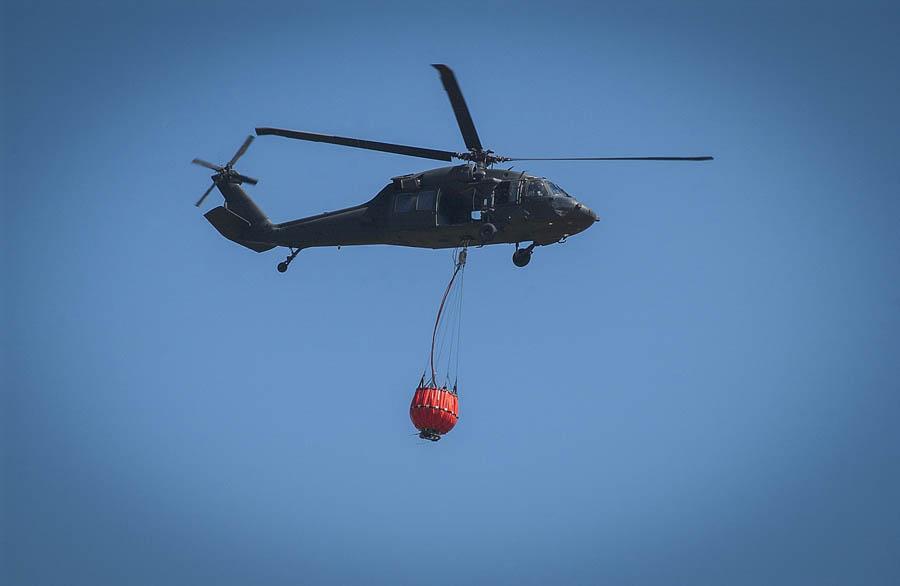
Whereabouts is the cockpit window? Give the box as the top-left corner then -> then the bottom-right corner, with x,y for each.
524,180 -> 549,198
547,181 -> 571,197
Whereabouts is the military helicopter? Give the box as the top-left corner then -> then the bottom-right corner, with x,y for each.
192,64 -> 712,271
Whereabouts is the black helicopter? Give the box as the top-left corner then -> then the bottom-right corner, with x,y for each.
192,64 -> 712,271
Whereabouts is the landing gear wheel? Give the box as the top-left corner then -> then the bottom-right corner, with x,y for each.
479,222 -> 497,243
512,249 -> 532,267
277,248 -> 301,273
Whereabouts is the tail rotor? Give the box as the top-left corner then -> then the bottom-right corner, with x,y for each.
191,135 -> 259,207
195,182 -> 217,207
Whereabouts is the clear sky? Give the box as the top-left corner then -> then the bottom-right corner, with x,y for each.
3,1 -> 900,584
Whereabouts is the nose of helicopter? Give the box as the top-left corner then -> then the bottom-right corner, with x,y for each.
573,201 -> 599,227
583,203 -> 599,222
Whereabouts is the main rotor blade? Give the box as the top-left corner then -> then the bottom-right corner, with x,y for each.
504,156 -> 715,161
236,174 -> 258,186
192,158 -> 223,172
431,64 -> 483,152
255,127 -> 456,162
227,135 -> 255,167
195,183 -> 216,207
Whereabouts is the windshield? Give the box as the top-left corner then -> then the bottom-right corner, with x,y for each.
546,181 -> 571,197
524,180 -> 549,198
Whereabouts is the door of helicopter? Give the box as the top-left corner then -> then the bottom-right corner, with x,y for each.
490,179 -> 527,225
493,179 -> 520,207
436,187 -> 476,226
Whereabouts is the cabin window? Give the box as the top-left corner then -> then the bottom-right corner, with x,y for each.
395,190 -> 437,213
395,193 -> 417,213
416,190 -> 436,211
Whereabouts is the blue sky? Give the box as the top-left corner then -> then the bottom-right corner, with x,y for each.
3,1 -> 900,584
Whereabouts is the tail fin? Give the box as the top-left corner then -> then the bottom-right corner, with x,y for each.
193,137 -> 274,252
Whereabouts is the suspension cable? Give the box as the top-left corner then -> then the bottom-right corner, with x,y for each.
429,247 -> 468,387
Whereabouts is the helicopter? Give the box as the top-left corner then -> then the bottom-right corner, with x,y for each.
192,64 -> 712,271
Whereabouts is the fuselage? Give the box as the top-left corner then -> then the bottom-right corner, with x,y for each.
262,164 -> 598,250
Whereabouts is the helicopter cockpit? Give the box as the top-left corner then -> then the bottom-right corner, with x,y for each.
524,178 -> 572,198
524,179 -> 547,198
546,180 -> 572,198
